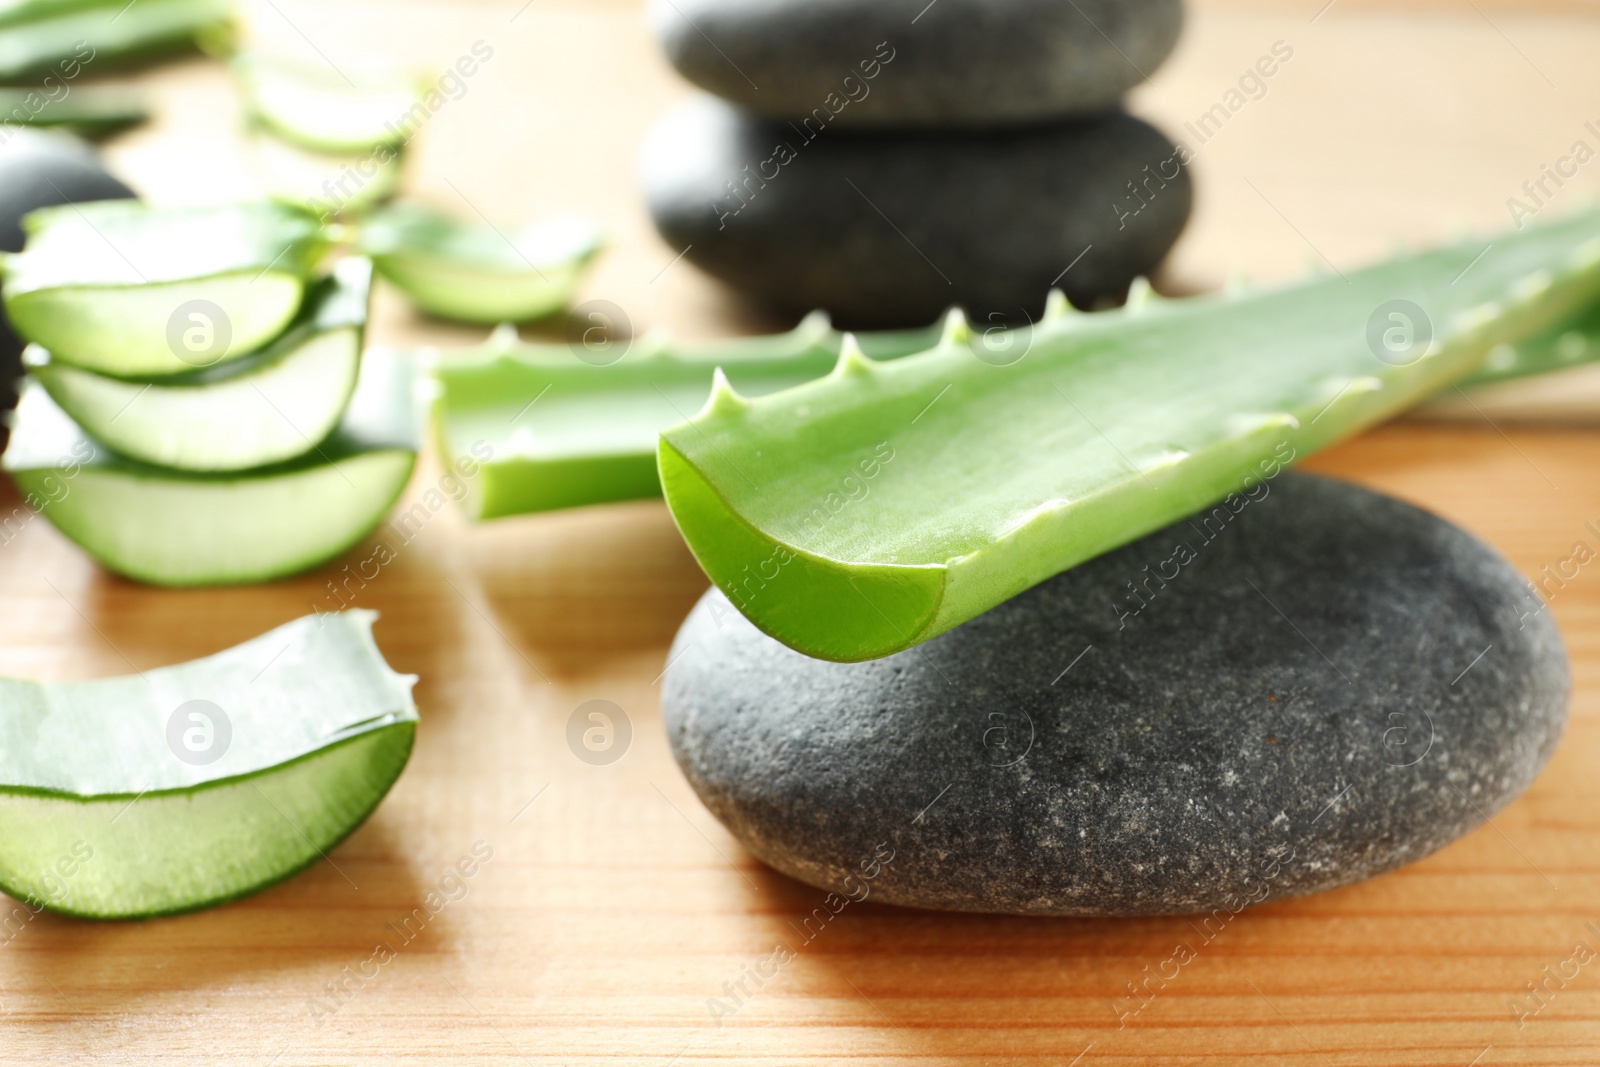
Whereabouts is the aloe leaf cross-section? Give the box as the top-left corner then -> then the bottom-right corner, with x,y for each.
3,348 -> 417,586
659,210 -> 1600,662
27,256 -> 372,472
1,199 -> 327,377
359,201 -> 602,324
430,313 -> 945,518
0,610 -> 416,919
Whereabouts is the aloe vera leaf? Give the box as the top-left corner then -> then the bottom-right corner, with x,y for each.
3,347 -> 416,586
429,313 -> 946,518
25,257 -> 370,471
234,51 -> 421,153
359,201 -> 602,324
1,200 -> 327,377
0,0 -> 231,82
0,609 -> 416,919
0,85 -> 149,138
659,210 -> 1600,663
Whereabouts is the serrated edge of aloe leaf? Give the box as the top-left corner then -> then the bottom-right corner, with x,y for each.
659,218 -> 1600,662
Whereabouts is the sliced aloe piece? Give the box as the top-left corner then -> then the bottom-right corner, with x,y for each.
659,211 -> 1600,662
3,347 -> 416,586
0,0 -> 232,82
27,257 -> 370,472
0,85 -> 149,138
430,314 -> 945,518
0,610 -> 416,919
1,200 -> 326,377
235,51 -> 422,153
360,201 -> 602,324
247,131 -> 404,220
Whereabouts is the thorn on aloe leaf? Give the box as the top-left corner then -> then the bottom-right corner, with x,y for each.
699,366 -> 749,418
1124,276 -> 1155,311
831,333 -> 876,379
1042,289 -> 1075,322
938,307 -> 972,348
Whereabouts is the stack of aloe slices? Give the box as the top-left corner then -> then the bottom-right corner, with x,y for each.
0,199 -> 418,586
0,610 -> 417,918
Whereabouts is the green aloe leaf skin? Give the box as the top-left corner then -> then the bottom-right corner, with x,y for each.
1,200 -> 328,377
658,210 -> 1600,663
359,201 -> 602,325
27,256 -> 372,472
430,313 -> 945,519
3,347 -> 417,586
0,0 -> 232,82
0,610 -> 417,919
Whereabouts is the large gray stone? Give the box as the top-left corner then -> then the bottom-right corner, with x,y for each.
647,0 -> 1184,128
641,96 -> 1191,327
662,474 -> 1568,916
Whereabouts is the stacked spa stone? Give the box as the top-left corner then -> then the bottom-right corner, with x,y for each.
641,0 -> 1192,326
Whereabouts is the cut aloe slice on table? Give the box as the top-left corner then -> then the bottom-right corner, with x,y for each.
0,0 -> 232,82
248,130 -> 404,219
430,313 -> 945,518
360,201 -> 602,323
1,200 -> 327,377
0,85 -> 149,138
235,51 -> 422,153
3,348 -> 417,586
659,210 -> 1600,662
27,257 -> 371,472
0,610 -> 416,919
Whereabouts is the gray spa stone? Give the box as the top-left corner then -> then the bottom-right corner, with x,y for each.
661,474 -> 1568,916
641,96 -> 1191,327
647,0 -> 1184,128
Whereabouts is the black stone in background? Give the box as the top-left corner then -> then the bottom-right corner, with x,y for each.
641,96 -> 1193,328
0,128 -> 137,454
662,473 -> 1568,916
648,0 -> 1184,129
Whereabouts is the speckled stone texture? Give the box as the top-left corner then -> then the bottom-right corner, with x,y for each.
641,96 -> 1191,327
0,129 -> 135,452
662,474 -> 1568,916
648,0 -> 1184,128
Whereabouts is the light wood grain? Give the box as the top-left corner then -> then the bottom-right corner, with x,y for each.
5,2 -> 1600,1064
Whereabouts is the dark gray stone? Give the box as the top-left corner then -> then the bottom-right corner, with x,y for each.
647,0 -> 1184,128
641,96 -> 1191,327
662,474 -> 1568,916
0,129 -> 135,452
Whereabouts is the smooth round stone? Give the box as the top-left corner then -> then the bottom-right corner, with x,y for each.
662,474 -> 1568,916
0,129 -> 135,452
641,96 -> 1191,327
647,0 -> 1184,128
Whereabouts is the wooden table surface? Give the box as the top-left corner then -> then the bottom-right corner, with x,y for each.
6,1 -> 1600,1064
